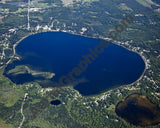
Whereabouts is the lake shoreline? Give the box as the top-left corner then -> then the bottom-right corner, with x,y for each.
10,30 -> 147,95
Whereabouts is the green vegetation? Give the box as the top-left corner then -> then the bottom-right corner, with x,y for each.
0,0 -> 160,127
0,119 -> 13,128
0,68 -> 24,107
7,65 -> 55,79
7,65 -> 29,75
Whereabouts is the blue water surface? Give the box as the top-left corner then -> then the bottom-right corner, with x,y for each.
4,32 -> 145,96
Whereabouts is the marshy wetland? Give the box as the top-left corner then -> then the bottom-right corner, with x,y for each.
115,94 -> 160,127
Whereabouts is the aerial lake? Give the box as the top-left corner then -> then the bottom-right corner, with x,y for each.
4,32 -> 145,96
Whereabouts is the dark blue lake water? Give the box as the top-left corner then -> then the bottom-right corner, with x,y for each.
50,100 -> 61,105
4,32 -> 145,96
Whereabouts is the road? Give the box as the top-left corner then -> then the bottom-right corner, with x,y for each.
18,93 -> 28,128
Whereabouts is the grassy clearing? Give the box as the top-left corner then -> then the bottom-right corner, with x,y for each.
0,119 -> 14,128
0,68 -> 24,107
